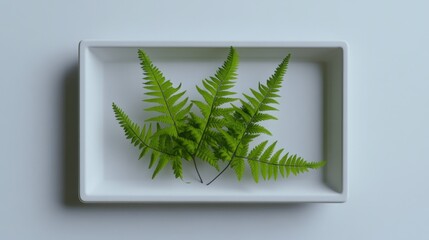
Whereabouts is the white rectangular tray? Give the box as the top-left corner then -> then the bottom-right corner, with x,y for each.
79,41 -> 347,203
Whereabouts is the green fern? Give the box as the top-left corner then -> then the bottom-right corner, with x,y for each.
240,140 -> 326,183
176,47 -> 239,170
112,47 -> 326,184
138,50 -> 192,137
112,103 -> 183,179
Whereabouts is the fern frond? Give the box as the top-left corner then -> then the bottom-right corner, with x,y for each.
138,49 -> 191,136
188,47 -> 239,165
231,157 -> 245,180
152,154 -> 169,179
206,54 -> 293,184
195,143 -> 219,170
247,141 -> 268,182
173,136 -> 197,157
112,102 -> 184,179
171,157 -> 183,179
113,103 -> 164,156
235,141 -> 326,182
226,55 -> 290,154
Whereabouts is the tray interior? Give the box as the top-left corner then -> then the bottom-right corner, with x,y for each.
80,44 -> 345,202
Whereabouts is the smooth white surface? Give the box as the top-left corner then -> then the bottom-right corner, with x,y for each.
1,0 -> 428,239
79,42 -> 346,202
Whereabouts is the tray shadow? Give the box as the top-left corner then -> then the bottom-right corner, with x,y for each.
62,63 -> 80,206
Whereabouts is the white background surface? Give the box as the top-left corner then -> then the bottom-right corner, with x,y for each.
0,0 -> 428,239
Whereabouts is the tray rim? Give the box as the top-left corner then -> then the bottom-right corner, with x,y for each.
79,39 -> 348,49
78,40 -> 348,203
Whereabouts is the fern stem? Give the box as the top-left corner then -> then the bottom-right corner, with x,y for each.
194,93 -> 219,156
206,161 -> 232,186
192,157 -> 204,183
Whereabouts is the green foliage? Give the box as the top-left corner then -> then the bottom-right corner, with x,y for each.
138,50 -> 192,137
112,103 -> 183,179
112,47 -> 325,184
178,47 -> 239,170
